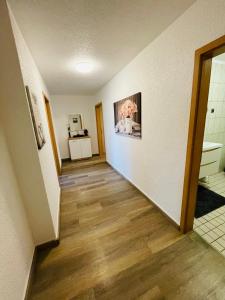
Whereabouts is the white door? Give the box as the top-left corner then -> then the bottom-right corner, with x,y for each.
69,139 -> 81,160
80,139 -> 92,158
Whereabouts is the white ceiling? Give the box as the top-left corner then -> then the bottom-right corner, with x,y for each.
8,0 -> 196,95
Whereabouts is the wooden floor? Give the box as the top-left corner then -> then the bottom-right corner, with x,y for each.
62,155 -> 106,170
30,162 -> 225,300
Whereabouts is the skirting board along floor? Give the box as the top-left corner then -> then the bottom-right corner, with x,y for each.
25,188 -> 61,299
24,249 -> 37,300
106,161 -> 180,230
25,239 -> 59,300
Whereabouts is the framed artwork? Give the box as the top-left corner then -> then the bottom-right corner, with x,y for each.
114,92 -> 141,138
25,86 -> 46,149
68,114 -> 82,131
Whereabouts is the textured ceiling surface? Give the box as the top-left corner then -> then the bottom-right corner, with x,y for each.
8,0 -> 196,94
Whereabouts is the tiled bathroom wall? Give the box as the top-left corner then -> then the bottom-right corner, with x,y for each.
204,60 -> 225,171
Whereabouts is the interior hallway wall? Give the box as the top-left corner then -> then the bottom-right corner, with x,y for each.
0,125 -> 34,300
9,7 -> 61,238
51,95 -> 99,159
95,0 -> 225,224
204,60 -> 225,171
0,0 -> 58,246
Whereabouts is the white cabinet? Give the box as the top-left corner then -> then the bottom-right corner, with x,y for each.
69,137 -> 92,160
199,142 -> 222,179
69,139 -> 81,160
80,139 -> 92,158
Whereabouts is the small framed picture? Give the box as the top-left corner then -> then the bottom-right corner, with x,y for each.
25,86 -> 46,149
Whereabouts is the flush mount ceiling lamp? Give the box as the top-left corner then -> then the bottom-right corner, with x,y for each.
75,62 -> 93,73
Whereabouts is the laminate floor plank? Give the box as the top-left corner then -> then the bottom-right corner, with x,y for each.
30,162 -> 225,300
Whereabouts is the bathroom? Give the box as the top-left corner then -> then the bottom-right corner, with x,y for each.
194,52 -> 225,254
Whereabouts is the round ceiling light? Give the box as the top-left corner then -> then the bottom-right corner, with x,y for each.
75,62 -> 93,73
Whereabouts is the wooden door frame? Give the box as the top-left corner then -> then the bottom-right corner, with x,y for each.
43,93 -> 61,176
95,102 -> 106,156
180,35 -> 225,233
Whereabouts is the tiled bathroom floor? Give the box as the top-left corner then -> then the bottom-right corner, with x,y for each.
201,172 -> 225,196
194,206 -> 225,255
194,172 -> 225,256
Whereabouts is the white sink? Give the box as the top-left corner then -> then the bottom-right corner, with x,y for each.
203,141 -> 223,152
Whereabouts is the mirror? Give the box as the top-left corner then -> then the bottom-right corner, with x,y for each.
68,114 -> 82,132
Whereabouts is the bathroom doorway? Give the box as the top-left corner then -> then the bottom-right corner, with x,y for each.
181,35 -> 225,254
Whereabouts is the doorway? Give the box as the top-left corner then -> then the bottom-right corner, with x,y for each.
181,35 -> 225,235
43,94 -> 61,175
95,102 -> 106,157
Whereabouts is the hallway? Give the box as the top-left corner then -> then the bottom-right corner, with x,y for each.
30,163 -> 225,300
2,1 -> 225,299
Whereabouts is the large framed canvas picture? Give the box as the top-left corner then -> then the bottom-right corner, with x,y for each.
25,86 -> 46,149
114,92 -> 141,138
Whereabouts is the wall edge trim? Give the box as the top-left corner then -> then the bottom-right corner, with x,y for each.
24,248 -> 37,300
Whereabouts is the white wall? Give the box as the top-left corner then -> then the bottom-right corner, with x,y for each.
204,60 -> 225,171
0,0 -> 59,246
51,95 -> 98,159
0,126 -> 34,300
9,9 -> 61,237
95,0 -> 225,224
0,2 -> 61,297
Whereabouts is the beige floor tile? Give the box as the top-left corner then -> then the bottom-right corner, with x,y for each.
217,237 -> 225,248
211,241 -> 224,252
205,222 -> 215,230
194,172 -> 225,257
195,227 -> 205,236
202,234 -> 214,243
